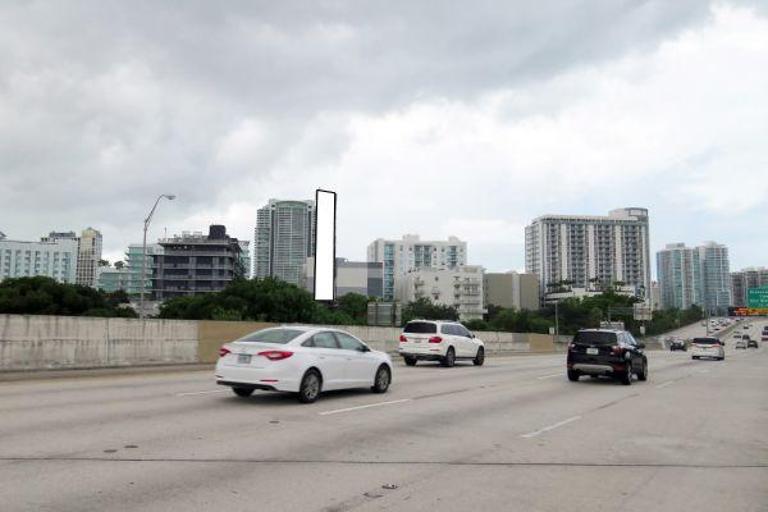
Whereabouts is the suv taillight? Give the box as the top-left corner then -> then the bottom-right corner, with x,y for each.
399,334 -> 407,343
610,345 -> 624,356
428,336 -> 443,344
568,343 -> 576,352
218,346 -> 231,358
257,350 -> 294,361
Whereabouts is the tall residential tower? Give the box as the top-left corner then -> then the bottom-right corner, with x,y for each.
525,208 -> 651,301
254,199 -> 315,286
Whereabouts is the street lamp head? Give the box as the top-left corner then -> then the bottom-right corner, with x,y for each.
164,194 -> 176,200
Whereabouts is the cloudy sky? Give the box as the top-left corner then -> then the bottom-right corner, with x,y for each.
1,0 -> 766,273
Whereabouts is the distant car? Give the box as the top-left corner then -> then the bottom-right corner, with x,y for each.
732,332 -> 743,339
745,335 -> 758,349
398,320 -> 485,367
215,327 -> 393,403
735,338 -> 747,350
691,337 -> 725,361
567,329 -> 648,385
669,338 -> 687,351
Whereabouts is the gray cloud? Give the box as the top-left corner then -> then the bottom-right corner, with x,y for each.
0,1 -> 763,270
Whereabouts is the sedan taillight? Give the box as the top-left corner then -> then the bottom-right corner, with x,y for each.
428,336 -> 443,344
219,346 -> 231,358
257,350 -> 294,361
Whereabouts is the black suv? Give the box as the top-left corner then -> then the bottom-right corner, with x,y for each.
567,329 -> 648,385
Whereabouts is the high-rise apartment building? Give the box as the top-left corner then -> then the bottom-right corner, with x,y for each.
697,242 -> 731,315
42,228 -> 103,287
0,231 -> 78,284
125,243 -> 163,295
525,208 -> 651,301
731,268 -> 768,307
656,243 -> 702,310
398,265 -> 485,321
254,199 -> 315,286
656,241 -> 731,314
151,225 -> 244,300
367,235 -> 467,301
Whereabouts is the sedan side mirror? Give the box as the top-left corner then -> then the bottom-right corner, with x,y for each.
637,342 -> 646,349
358,345 -> 371,353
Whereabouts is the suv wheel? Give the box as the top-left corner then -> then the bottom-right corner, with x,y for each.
404,356 -> 417,366
567,369 -> 580,382
620,362 -> 633,386
473,347 -> 485,366
232,387 -> 254,397
637,359 -> 648,381
441,347 -> 456,367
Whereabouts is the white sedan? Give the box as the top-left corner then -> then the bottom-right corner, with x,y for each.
215,326 -> 393,403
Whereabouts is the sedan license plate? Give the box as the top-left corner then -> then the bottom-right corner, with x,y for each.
586,347 -> 599,355
237,354 -> 252,364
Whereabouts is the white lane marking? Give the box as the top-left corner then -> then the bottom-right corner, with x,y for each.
537,373 -> 563,380
521,416 -> 582,439
176,390 -> 227,397
319,399 -> 412,416
655,381 -> 675,389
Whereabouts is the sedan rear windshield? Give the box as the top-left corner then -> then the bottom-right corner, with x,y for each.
573,331 -> 618,345
237,328 -> 304,344
404,322 -> 437,334
692,338 -> 720,345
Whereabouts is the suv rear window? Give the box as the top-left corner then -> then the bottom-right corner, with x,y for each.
693,338 -> 720,345
238,328 -> 304,344
573,331 -> 618,345
404,322 -> 437,334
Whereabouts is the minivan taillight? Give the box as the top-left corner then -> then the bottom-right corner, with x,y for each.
257,350 -> 294,361
219,346 -> 231,358
399,334 -> 407,343
428,336 -> 443,344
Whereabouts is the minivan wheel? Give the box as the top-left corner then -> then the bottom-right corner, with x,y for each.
441,347 -> 456,367
232,387 -> 254,397
404,356 -> 417,366
473,347 -> 485,366
637,359 -> 648,381
298,370 -> 322,403
620,362 -> 633,385
372,365 -> 391,393
567,369 -> 580,382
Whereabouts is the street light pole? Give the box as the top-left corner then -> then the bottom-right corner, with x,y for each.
139,194 -> 176,320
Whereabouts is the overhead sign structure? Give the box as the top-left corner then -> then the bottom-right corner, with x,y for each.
313,189 -> 337,302
747,287 -> 768,308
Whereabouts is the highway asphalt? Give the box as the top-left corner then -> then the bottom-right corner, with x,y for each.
0,320 -> 766,511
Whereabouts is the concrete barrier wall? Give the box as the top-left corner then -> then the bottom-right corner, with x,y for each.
0,314 -> 570,370
0,315 -> 198,370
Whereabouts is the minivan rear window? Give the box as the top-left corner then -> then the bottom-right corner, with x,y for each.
238,328 -> 304,344
693,338 -> 719,345
573,331 -> 618,345
404,322 -> 437,334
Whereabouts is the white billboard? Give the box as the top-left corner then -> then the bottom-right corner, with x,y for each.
314,189 -> 337,301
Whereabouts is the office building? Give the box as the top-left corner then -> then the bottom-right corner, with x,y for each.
731,268 -> 768,307
697,242 -> 731,315
367,235 -> 467,301
525,208 -> 651,302
302,257 -> 384,298
397,265 -> 485,321
0,232 -> 78,284
151,225 -> 244,300
254,199 -> 315,286
656,243 -> 702,310
483,272 -> 540,311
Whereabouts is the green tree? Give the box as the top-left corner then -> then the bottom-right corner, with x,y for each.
335,293 -> 371,325
402,298 -> 459,325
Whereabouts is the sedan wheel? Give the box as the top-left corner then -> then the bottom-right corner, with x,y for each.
298,370 -> 322,403
372,365 -> 391,393
637,359 -> 648,381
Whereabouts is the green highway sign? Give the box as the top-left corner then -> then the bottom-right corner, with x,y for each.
747,287 -> 768,308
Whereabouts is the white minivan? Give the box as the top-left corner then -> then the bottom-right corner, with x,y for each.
398,320 -> 485,367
